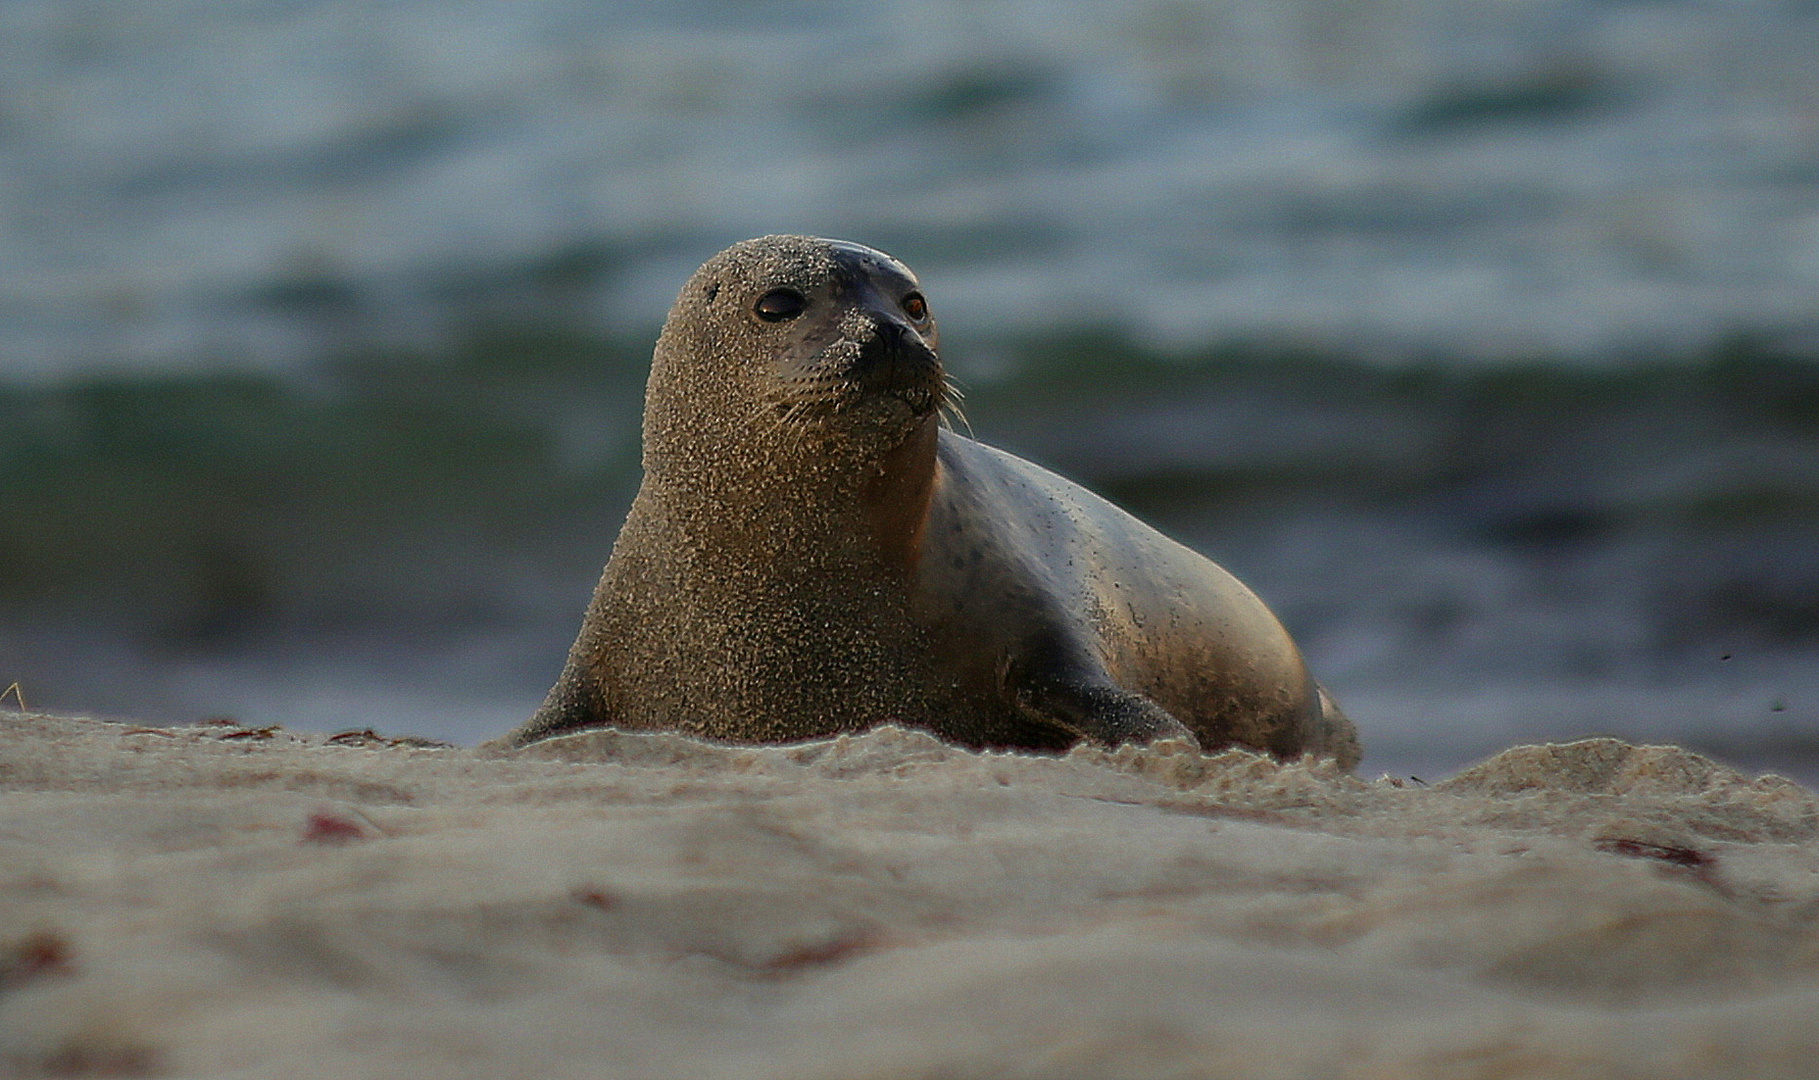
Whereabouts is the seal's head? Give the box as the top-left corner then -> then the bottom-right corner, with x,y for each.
643,236 -> 947,476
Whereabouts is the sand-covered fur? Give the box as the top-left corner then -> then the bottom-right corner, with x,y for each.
518,236 -> 1355,764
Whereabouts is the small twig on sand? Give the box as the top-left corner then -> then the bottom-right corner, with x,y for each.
1,682 -> 24,711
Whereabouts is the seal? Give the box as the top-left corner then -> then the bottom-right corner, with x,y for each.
508,235 -> 1359,768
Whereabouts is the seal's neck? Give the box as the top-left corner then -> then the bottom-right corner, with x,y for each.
864,416 -> 940,575
641,413 -> 941,582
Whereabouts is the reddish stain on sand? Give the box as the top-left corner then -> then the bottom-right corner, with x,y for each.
1,930 -> 74,989
302,810 -> 368,844
1594,837 -> 1713,869
571,886 -> 621,910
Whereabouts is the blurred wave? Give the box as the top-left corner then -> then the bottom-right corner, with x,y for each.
3,0 -> 1818,374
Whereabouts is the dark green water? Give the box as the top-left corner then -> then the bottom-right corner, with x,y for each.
3,325 -> 1816,779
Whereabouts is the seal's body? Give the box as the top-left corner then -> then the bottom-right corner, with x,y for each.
509,236 -> 1358,767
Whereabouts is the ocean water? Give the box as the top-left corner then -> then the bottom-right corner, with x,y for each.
4,346 -> 1813,781
2,1 -> 1816,778
6,0 -> 1819,373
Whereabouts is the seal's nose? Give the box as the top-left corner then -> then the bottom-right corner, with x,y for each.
857,298 -> 926,344
862,317 -> 937,368
872,317 -> 916,349
856,317 -> 943,414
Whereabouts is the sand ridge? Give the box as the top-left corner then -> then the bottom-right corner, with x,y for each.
4,711 -> 1818,1078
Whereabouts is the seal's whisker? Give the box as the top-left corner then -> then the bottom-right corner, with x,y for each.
755,395 -> 793,426
766,371 -> 858,425
940,378 -> 973,435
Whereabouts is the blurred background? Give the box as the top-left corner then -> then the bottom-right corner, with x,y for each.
2,0 -> 1816,780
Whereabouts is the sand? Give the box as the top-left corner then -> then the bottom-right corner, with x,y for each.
3,711 -> 1818,1079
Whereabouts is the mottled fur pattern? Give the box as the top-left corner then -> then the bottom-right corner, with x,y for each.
509,235 -> 1359,769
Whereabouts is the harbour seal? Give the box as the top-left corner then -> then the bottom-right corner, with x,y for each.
508,235 -> 1359,768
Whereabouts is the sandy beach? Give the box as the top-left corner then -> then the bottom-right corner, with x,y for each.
3,710 -> 1818,1078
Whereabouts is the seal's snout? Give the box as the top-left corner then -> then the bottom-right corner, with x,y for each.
856,317 -> 943,415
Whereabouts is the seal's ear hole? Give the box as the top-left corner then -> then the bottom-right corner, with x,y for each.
703,281 -> 720,303
902,292 -> 929,321
754,288 -> 806,322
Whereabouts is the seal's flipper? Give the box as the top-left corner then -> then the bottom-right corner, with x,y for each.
1002,632 -> 1200,749
1011,677 -> 1199,749
1309,685 -> 1361,770
509,660 -> 616,747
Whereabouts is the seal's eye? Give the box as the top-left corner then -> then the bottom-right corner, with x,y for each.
754,288 -> 806,322
901,292 -> 929,321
